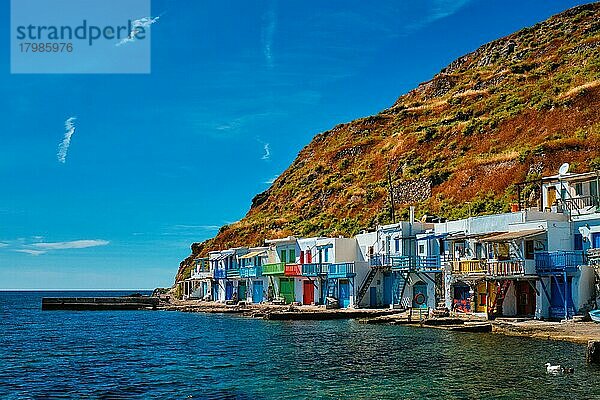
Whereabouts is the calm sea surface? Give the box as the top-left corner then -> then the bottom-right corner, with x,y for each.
1,291 -> 599,399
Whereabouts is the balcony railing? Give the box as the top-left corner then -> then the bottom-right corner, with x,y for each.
226,268 -> 240,278
369,254 -> 391,267
301,263 -> 328,277
390,255 -> 441,271
451,259 -> 487,275
327,262 -> 356,278
535,251 -> 584,274
588,249 -> 600,266
262,262 -> 285,275
214,268 -> 227,279
284,264 -> 302,276
191,268 -> 212,279
239,265 -> 262,278
487,259 -> 525,276
555,195 -> 599,212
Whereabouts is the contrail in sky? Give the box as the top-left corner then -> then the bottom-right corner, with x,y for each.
57,117 -> 76,164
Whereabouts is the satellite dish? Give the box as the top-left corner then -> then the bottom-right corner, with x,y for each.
558,163 -> 570,176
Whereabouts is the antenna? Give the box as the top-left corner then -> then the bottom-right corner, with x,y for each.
558,162 -> 570,176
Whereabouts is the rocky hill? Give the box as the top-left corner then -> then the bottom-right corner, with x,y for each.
176,3 -> 600,283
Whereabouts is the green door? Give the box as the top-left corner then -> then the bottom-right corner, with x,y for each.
280,278 -> 295,303
238,282 -> 247,301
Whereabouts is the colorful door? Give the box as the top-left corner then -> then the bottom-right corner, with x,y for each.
202,282 -> 208,298
453,283 -> 470,313
225,281 -> 233,300
516,281 -> 535,315
211,282 -> 219,301
412,282 -> 428,308
238,282 -> 247,302
339,280 -> 350,308
303,280 -> 314,305
550,276 -> 575,318
593,233 -> 600,249
369,287 -> 377,307
383,274 -> 392,305
252,280 -> 263,303
280,278 -> 295,303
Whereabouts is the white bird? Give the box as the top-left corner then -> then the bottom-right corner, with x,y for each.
545,363 -> 563,374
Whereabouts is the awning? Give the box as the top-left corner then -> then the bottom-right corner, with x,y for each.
417,233 -> 448,241
480,229 -> 546,242
446,231 -> 507,241
239,250 -> 266,259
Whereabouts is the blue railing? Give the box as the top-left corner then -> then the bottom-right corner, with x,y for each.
214,268 -> 227,279
535,251 -> 584,274
390,255 -> 441,271
327,262 -> 356,278
369,255 -> 391,267
239,266 -> 262,278
301,263 -> 328,277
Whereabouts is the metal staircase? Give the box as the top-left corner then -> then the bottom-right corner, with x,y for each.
393,272 -> 410,307
355,268 -> 379,306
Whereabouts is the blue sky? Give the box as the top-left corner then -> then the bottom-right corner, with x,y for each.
0,0 -> 590,289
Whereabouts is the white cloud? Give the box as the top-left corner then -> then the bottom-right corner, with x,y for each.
264,175 -> 278,184
57,117 -> 76,164
0,242 -> 9,248
117,16 -> 160,46
15,249 -> 46,256
261,143 -> 271,160
262,2 -> 277,68
31,239 -> 110,250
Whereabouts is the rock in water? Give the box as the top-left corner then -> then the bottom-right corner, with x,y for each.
586,340 -> 600,364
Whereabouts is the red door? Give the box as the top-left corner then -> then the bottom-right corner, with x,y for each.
303,281 -> 314,305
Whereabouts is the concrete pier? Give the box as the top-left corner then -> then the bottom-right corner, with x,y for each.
42,297 -> 159,311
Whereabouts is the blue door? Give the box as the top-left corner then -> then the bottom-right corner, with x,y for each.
593,233 -> 600,249
412,282 -> 428,309
225,281 -> 233,300
369,287 -> 377,307
550,276 -> 575,319
211,282 -> 219,301
339,280 -> 350,308
252,280 -> 263,303
383,274 -> 392,305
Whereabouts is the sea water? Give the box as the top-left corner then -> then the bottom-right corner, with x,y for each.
1,291 -> 599,399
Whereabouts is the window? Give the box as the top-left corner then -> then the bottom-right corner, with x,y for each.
593,233 -> 600,249
289,249 -> 296,263
385,237 -> 390,254
574,234 -> 583,251
525,240 -> 534,260
280,249 -> 287,263
591,181 -> 598,198
300,251 -> 304,264
307,250 -> 312,263
419,244 -> 425,254
575,182 -> 583,196
324,248 -> 329,262
394,238 -> 400,253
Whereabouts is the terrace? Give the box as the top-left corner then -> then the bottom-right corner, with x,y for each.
284,263 -> 302,277
486,259 -> 525,276
451,259 -> 487,275
389,255 -> 441,271
535,251 -> 584,275
262,262 -> 285,275
239,265 -> 262,278
327,262 -> 356,278
301,263 -> 328,277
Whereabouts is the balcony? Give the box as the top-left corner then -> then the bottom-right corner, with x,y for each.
214,268 -> 227,279
451,259 -> 486,275
327,262 -> 356,278
239,265 -> 262,278
284,263 -> 302,277
226,268 -> 240,278
555,195 -> 599,213
369,254 -> 391,267
390,255 -> 441,271
191,267 -> 212,280
535,251 -> 584,274
487,259 -> 525,276
588,249 -> 600,266
262,262 -> 285,275
301,263 -> 328,277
